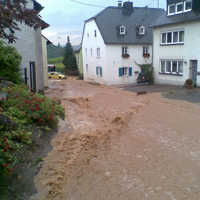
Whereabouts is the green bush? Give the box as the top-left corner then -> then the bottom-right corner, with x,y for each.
0,84 -> 65,175
185,79 -> 193,86
138,64 -> 154,84
0,41 -> 22,83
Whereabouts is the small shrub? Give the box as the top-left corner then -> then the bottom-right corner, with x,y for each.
185,79 -> 193,86
138,64 -> 154,84
0,84 -> 65,175
0,41 -> 22,83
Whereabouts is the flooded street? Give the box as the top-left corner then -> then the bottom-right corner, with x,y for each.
33,78 -> 200,200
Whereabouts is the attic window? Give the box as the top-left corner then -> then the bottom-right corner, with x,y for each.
120,25 -> 126,35
139,25 -> 145,35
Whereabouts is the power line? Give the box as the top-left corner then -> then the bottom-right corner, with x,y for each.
69,0 -> 106,8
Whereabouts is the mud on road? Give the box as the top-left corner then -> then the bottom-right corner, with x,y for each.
33,79 -> 200,200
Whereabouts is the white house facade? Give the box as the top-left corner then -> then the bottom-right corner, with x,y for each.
11,0 -> 49,92
82,2 -> 164,85
153,0 -> 200,86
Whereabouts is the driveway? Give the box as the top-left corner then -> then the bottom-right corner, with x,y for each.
33,79 -> 200,200
123,84 -> 200,105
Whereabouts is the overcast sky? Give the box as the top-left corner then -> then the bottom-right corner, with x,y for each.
37,0 -> 166,46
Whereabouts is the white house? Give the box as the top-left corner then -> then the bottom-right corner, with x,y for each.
42,35 -> 52,88
11,0 -> 49,92
153,0 -> 200,86
82,1 -> 164,85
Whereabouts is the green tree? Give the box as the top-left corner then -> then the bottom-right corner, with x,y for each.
0,41 -> 22,83
62,36 -> 78,75
0,0 -> 43,43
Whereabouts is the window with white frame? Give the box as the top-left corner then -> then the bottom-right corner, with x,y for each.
97,48 -> 100,57
143,46 -> 149,57
94,30 -> 97,37
119,67 -> 132,77
185,0 -> 192,11
176,2 -> 184,13
139,25 -> 145,35
122,46 -> 128,55
161,30 -> 184,45
96,66 -> 102,77
168,4 -> 176,15
168,0 -> 192,15
120,25 -> 126,35
160,60 -> 183,75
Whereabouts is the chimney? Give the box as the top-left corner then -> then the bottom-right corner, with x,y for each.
122,1 -> 133,15
118,0 -> 122,7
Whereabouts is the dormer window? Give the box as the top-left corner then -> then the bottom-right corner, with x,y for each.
139,25 -> 145,35
120,25 -> 126,35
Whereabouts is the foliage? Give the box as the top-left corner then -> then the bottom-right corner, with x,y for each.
0,84 -> 65,175
0,0 -> 43,43
193,0 -> 200,13
138,64 -> 154,84
0,41 -> 22,83
47,44 -> 65,59
62,36 -> 78,75
48,57 -> 64,64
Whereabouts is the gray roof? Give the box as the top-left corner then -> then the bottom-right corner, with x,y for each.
86,6 -> 164,45
152,11 -> 200,27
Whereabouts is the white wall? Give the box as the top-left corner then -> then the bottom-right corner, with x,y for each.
153,21 -> 200,86
105,45 -> 152,85
10,0 -> 44,92
42,36 -> 48,88
82,19 -> 107,84
13,24 -> 44,92
82,19 -> 152,85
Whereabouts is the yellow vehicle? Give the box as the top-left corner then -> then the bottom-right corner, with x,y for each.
48,72 -> 66,79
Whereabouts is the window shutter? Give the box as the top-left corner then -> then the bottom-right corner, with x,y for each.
96,67 -> 98,75
100,67 -> 103,77
129,67 -> 132,76
119,68 -> 122,77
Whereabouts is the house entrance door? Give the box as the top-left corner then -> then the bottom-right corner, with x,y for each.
30,62 -> 36,92
190,60 -> 198,87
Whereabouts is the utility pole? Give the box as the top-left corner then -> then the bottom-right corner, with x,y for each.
157,0 -> 159,8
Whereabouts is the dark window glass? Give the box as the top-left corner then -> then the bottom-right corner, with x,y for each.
179,31 -> 184,42
161,61 -> 165,73
166,61 -> 171,72
177,3 -> 184,12
167,32 -> 172,43
178,61 -> 183,73
169,4 -> 175,14
173,32 -> 178,43
185,0 -> 192,10
162,33 -> 166,43
172,61 -> 177,73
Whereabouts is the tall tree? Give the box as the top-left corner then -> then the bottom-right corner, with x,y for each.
0,0 -> 43,43
63,36 -> 78,75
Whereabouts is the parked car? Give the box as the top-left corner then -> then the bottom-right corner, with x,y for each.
48,72 -> 66,79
